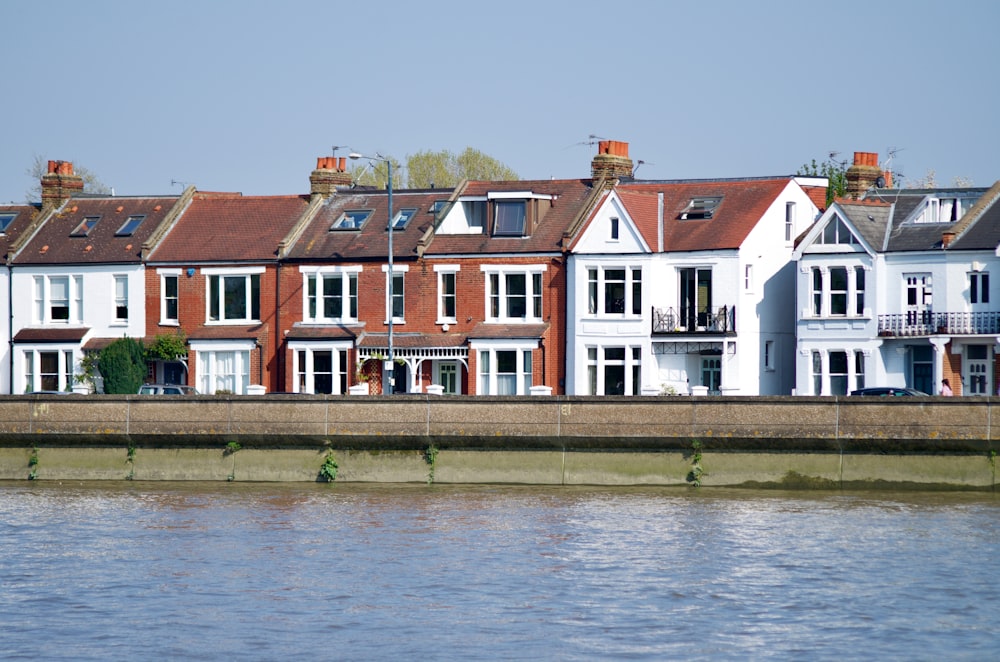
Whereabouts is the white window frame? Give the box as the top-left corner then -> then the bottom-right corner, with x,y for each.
203,266 -> 264,325
583,265 -> 642,318
585,343 -> 643,395
20,347 -> 77,393
809,265 -> 869,319
289,342 -> 352,394
382,264 -> 409,324
113,274 -> 129,324
473,341 -> 537,395
33,274 -> 84,324
191,340 -> 253,394
481,264 -> 547,323
785,202 -> 795,242
434,265 -> 460,324
159,269 -> 181,326
970,271 -> 990,305
300,265 -> 361,324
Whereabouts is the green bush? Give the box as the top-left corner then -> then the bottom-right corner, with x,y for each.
98,337 -> 147,394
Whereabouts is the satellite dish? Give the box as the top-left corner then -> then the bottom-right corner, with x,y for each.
875,176 -> 886,188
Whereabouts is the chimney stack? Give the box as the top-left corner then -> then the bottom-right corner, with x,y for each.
310,156 -> 353,198
845,152 -> 882,199
591,140 -> 633,181
40,160 -> 84,207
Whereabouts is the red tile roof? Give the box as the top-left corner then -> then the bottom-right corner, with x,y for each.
149,193 -> 310,263
13,197 -> 179,265
187,325 -> 264,341
358,332 -> 468,349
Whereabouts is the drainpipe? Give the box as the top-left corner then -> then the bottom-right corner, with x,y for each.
6,262 -> 12,394
274,263 -> 281,391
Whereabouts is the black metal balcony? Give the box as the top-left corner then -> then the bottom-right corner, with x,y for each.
652,306 -> 736,334
878,311 -> 1000,336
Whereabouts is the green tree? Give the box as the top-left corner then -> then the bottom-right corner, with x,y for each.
453,147 -> 518,183
24,154 -> 111,203
348,148 -> 518,189
797,157 -> 847,207
349,155 -> 403,190
145,331 -> 188,362
98,337 -> 147,394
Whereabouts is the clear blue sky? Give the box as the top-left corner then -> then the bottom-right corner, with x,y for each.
3,0 -> 997,203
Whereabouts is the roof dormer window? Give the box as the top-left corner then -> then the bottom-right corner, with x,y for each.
391,208 -> 417,229
330,209 -> 372,230
0,212 -> 15,233
494,200 -> 526,236
116,214 -> 145,236
71,216 -> 100,237
679,197 -> 722,220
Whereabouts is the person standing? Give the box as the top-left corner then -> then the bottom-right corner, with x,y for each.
940,379 -> 953,396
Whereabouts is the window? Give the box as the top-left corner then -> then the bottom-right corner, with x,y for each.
464,201 -> 486,231
854,350 -> 865,391
744,264 -> 753,292
304,270 -> 358,323
811,268 -> 823,316
71,216 -> 100,236
330,209 -> 372,230
161,272 -> 179,324
855,267 -> 866,315
494,201 -> 526,236
23,349 -> 75,392
484,266 -> 546,322
388,271 -> 405,321
819,215 -> 860,245
585,344 -> 642,395
830,267 -> 848,316
0,212 -> 15,233
196,348 -> 250,394
917,197 -> 977,224
430,200 -> 448,214
585,266 -> 642,317
785,202 -> 795,241
391,208 -> 417,229
293,348 -> 348,394
207,272 -> 260,323
477,347 -> 534,395
610,217 -> 619,240
829,351 -> 848,395
116,215 -> 145,236
679,197 -> 721,220
971,272 -> 990,304
765,340 -> 774,371
33,275 -> 83,324
437,268 -> 458,323
812,351 -> 822,395
113,275 -> 128,322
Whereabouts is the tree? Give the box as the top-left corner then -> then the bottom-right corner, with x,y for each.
797,158 -> 847,207
453,147 -> 518,183
98,337 -> 147,394
347,148 -> 518,189
24,154 -> 111,203
348,155 -> 403,190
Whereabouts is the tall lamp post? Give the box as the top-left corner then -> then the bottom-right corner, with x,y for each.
348,152 -> 394,394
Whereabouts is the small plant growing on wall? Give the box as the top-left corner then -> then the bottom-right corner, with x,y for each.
224,441 -> 241,481
28,447 -> 39,480
686,439 -> 705,487
319,451 -> 338,482
424,443 -> 440,484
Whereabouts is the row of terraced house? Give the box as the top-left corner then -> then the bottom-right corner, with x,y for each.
2,142 -> 998,397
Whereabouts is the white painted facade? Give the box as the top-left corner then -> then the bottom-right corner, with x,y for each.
10,264 -> 147,393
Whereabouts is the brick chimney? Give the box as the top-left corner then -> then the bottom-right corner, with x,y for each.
40,160 -> 84,207
309,156 -> 352,198
591,140 -> 633,181
845,152 -> 882,199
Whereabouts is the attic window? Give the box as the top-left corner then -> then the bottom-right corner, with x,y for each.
494,200 -> 526,236
679,197 -> 722,220
71,216 -> 100,237
331,209 -> 372,230
116,214 -> 145,236
0,212 -> 15,233
391,208 -> 417,229
430,200 -> 448,214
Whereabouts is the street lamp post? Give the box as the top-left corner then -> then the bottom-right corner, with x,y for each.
348,152 -> 394,394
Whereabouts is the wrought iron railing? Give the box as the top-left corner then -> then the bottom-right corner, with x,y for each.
878,311 -> 1000,336
652,305 -> 736,334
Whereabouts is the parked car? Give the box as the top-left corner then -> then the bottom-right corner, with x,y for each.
137,384 -> 199,395
850,387 -> 929,397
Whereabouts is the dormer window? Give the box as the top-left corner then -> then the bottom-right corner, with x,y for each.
391,208 -> 417,229
915,197 -> 977,224
331,209 -> 372,230
679,197 -> 721,220
116,215 -> 145,236
430,200 -> 448,214
494,201 -> 526,236
0,212 -> 15,233
818,215 -> 861,245
71,216 -> 100,236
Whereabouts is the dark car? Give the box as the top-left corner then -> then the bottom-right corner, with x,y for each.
137,384 -> 199,395
850,387 -> 929,397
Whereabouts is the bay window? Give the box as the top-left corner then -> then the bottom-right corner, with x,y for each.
482,265 -> 546,322
475,344 -> 535,395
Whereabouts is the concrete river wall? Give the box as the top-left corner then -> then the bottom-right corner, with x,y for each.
1,394 -> 997,489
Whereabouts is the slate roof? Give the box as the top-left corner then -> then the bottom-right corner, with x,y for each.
426,179 -> 599,255
358,332 -> 468,349
831,199 -> 892,251
945,181 -> 1000,251
285,189 -> 449,261
467,323 -> 550,339
13,196 -> 179,265
0,204 -> 40,260
286,324 -> 363,341
608,178 -> 793,252
148,192 -> 310,263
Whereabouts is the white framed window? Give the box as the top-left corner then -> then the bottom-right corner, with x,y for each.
811,268 -> 823,316
785,202 -> 795,242
812,350 -> 822,395
854,350 -> 865,391
744,264 -> 753,292
382,264 -> 409,324
482,265 -> 546,322
971,271 -> 990,304
493,200 -> 526,236
435,265 -> 460,324
610,217 -> 620,241
819,215 -> 861,245
192,341 -> 252,394
204,267 -> 264,324
830,267 -> 848,316
829,351 -> 848,395
113,275 -> 129,323
290,344 -> 350,394
585,344 -> 643,395
809,265 -> 868,318
21,348 -> 76,393
436,362 -> 459,394
33,274 -> 84,324
765,340 -> 775,371
584,265 -> 642,318
474,342 -> 536,395
302,266 -> 360,323
159,269 -> 180,325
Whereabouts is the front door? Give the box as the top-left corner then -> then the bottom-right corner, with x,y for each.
966,345 -> 990,395
680,268 -> 712,330
701,357 -> 721,394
